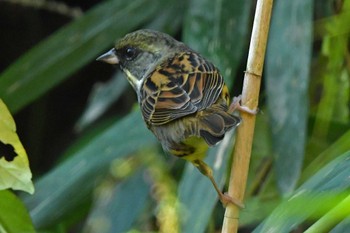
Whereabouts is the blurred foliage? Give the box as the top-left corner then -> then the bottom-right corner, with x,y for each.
266,0 -> 313,194
0,190 -> 36,233
0,0 -> 349,232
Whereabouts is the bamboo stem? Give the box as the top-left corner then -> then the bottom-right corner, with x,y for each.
221,0 -> 273,232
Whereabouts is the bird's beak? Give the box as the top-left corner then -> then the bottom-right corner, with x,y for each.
96,48 -> 119,64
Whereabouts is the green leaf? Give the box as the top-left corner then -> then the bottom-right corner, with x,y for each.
265,0 -> 313,194
304,194 -> 350,233
75,72 -> 129,131
183,0 -> 252,88
179,1 -> 252,232
23,111 -> 157,229
0,190 -> 36,233
83,169 -> 149,233
301,129 -> 350,184
0,100 -> 34,194
330,217 -> 350,233
0,0 -> 167,113
253,151 -> 350,233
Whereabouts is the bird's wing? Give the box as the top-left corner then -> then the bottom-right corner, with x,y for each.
140,51 -> 224,125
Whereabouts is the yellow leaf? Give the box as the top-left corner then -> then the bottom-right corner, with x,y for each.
0,99 -> 34,194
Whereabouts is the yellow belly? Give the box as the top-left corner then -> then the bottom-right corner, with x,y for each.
168,136 -> 209,162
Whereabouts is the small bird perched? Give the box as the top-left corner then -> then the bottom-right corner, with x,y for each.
97,29 -> 248,207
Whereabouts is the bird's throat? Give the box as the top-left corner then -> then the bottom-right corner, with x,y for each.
123,69 -> 142,93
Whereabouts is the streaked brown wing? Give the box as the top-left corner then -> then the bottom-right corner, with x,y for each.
140,51 -> 224,125
141,76 -> 197,125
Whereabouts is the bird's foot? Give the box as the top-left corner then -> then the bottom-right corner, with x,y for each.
219,192 -> 245,209
229,95 -> 258,115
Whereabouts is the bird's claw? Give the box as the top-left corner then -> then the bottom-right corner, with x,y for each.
229,95 -> 258,115
219,192 -> 245,209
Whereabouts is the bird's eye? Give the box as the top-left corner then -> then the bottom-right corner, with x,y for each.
123,47 -> 138,61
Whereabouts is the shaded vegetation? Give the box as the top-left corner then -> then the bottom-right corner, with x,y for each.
0,0 -> 349,232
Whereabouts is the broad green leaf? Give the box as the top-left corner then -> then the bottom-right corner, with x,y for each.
253,151 -> 350,233
330,217 -> 350,233
0,99 -> 34,194
23,110 -> 157,229
83,169 -> 149,233
183,0 -> 252,88
0,190 -> 36,233
265,0 -> 313,194
179,1 -> 252,232
304,194 -> 350,233
301,129 -> 350,184
0,0 -> 169,113
75,72 -> 129,131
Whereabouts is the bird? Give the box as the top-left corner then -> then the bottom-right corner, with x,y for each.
97,29 -> 248,208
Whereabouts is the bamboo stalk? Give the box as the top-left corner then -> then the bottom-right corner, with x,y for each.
221,0 -> 273,232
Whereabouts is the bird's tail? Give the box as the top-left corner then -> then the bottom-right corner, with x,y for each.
198,111 -> 241,146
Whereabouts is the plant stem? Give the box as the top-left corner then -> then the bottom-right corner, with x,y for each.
221,0 -> 273,232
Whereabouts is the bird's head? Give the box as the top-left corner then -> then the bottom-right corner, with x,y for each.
97,29 -> 183,92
